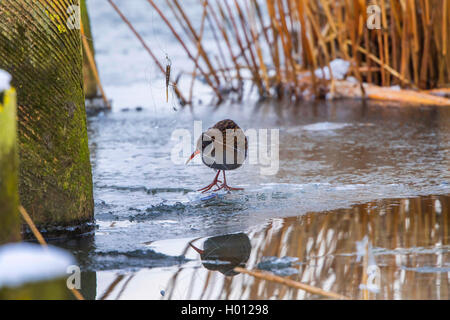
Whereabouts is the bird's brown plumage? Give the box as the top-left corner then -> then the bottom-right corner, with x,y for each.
201,119 -> 248,171
189,119 -> 247,193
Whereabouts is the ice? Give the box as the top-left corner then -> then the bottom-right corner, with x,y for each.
257,256 -> 300,276
302,122 -> 351,131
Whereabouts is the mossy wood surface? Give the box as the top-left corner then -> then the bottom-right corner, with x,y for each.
0,278 -> 71,300
0,87 -> 21,244
0,0 -> 94,230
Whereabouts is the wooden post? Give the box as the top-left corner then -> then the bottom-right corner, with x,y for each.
0,74 -> 20,244
0,278 -> 72,300
0,0 -> 94,233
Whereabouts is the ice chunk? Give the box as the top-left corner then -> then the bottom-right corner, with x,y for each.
302,122 -> 350,131
257,256 -> 300,276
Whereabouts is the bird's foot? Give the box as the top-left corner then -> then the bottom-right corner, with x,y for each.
212,183 -> 244,192
198,180 -> 222,193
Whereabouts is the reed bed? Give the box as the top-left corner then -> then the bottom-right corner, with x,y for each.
128,0 -> 450,105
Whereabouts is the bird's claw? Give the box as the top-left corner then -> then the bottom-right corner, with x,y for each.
212,183 -> 244,192
198,181 -> 222,193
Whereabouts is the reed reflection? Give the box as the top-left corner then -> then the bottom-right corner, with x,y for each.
168,194 -> 449,300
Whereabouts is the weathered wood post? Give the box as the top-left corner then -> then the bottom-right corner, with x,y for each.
0,72 -> 20,244
0,0 -> 94,234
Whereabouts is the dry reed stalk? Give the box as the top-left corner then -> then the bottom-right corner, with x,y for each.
205,12 -> 233,82
107,0 -> 188,105
233,0 -> 264,94
410,0 -> 420,87
419,0 -> 431,88
252,0 -> 277,74
214,55 -> 230,83
172,0 -> 221,86
146,0 -> 223,102
295,0 -> 318,96
400,3 -> 410,86
266,0 -> 289,83
80,22 -> 111,109
221,0 -> 264,94
347,0 -> 366,95
165,0 -> 195,43
207,1 -> 244,91
189,0 -> 208,103
350,42 -> 415,87
380,0 -> 390,86
19,205 -> 46,247
264,0 -> 282,87
303,1 -> 335,93
234,0 -> 259,67
244,0 -> 270,91
364,27 -> 373,83
443,0 -> 448,71
276,0 -> 298,87
234,267 -> 350,300
366,86 -> 450,106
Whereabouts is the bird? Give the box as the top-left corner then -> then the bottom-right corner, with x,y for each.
189,233 -> 251,276
186,119 -> 248,193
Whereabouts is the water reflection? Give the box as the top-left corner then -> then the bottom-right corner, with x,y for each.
161,194 -> 449,300
189,233 -> 251,276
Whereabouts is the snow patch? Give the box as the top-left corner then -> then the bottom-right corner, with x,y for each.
0,243 -> 75,289
0,70 -> 11,92
315,59 -> 350,80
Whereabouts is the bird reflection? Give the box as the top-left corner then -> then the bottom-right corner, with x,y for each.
190,233 -> 251,276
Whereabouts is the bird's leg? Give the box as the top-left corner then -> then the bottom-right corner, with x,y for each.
213,171 -> 244,192
198,170 -> 222,193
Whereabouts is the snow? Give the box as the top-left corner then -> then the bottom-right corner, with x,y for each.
0,243 -> 75,289
0,70 -> 11,92
315,59 -> 351,80
389,85 -> 401,91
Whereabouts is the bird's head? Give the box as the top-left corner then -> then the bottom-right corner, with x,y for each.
186,129 -> 216,165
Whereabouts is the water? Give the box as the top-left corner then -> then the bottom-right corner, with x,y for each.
57,99 -> 449,300
50,1 -> 450,299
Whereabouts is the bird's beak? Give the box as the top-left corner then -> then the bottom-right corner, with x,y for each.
189,242 -> 204,255
186,149 -> 200,165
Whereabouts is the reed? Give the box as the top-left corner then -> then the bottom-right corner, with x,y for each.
140,0 -> 450,104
